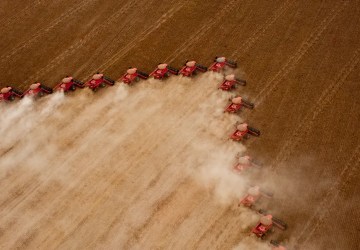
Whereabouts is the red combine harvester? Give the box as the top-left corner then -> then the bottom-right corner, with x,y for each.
54,76 -> 85,92
239,186 -> 262,207
233,155 -> 261,173
230,122 -> 260,141
23,82 -> 53,98
251,213 -> 287,239
209,56 -> 237,72
149,63 -> 179,79
224,96 -> 254,114
0,86 -> 23,102
120,67 -> 149,85
219,74 -> 246,91
86,72 -> 115,92
238,186 -> 273,208
179,60 -> 207,77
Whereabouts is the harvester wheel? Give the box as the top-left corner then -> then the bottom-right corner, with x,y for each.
8,95 -> 15,101
92,87 -> 98,92
70,85 -> 76,91
135,77 -> 140,82
100,83 -> 106,88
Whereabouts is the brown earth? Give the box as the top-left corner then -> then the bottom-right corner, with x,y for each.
0,0 -> 360,249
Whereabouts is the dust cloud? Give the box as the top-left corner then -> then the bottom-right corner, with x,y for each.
0,72 -> 270,249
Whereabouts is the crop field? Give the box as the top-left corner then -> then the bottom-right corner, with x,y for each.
0,0 -> 359,249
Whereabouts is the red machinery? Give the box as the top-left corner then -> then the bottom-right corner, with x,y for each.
230,122 -> 260,141
149,63 -> 179,79
238,186 -> 273,208
120,67 -> 149,85
224,96 -> 254,113
54,76 -> 85,92
219,74 -> 246,91
233,155 -> 260,173
0,86 -> 23,102
251,213 -> 287,239
23,82 -> 53,98
179,60 -> 207,77
209,56 -> 237,72
86,73 -> 115,92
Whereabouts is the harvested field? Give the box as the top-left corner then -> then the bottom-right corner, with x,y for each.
0,0 -> 359,249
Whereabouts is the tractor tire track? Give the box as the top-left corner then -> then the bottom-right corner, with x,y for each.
254,1 -> 347,105
293,145 -> 360,249
192,207 -> 232,249
0,1 -> 44,34
164,0 -> 239,63
270,47 -> 360,169
100,2 -> 185,72
230,0 -> 294,57
122,180 -> 201,249
23,0 -> 142,84
0,0 -> 97,65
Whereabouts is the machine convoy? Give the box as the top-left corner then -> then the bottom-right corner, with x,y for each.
0,56 -> 289,246
0,56 -> 239,100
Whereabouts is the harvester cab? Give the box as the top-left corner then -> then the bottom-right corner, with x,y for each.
86,72 -> 115,92
209,56 -> 237,72
0,86 -> 23,102
121,67 -> 149,84
150,63 -> 179,79
179,60 -> 208,77
219,74 -> 246,90
224,96 -> 254,114
55,76 -> 84,92
23,82 -> 53,98
230,122 -> 260,141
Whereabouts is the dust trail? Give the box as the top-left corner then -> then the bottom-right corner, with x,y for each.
0,93 -> 65,155
0,71 -> 268,249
